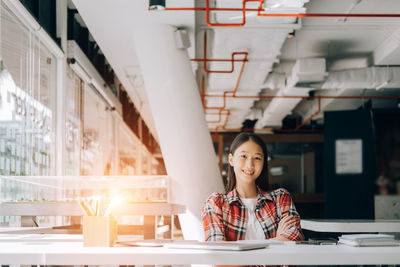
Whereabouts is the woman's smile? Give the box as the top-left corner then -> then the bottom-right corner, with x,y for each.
242,169 -> 255,176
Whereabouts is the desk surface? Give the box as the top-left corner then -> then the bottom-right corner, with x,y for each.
301,219 -> 400,232
0,234 -> 399,265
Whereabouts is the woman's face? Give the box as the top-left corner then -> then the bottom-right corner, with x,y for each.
229,140 -> 264,186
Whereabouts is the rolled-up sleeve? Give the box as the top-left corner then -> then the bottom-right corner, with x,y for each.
276,189 -> 304,241
201,193 -> 225,241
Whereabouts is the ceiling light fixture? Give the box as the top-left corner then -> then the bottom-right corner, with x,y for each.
375,81 -> 388,91
149,0 -> 165,11
174,27 -> 191,49
287,31 -> 295,39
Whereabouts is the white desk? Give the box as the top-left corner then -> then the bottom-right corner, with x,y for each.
301,219 -> 400,232
0,235 -> 399,265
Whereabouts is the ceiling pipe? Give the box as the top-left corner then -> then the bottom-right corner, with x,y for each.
195,31 -> 249,125
201,76 -> 227,124
164,0 -> 400,27
204,94 -> 400,100
205,0 -> 261,27
200,48 -> 248,126
206,93 -> 400,131
211,127 -> 322,133
206,110 -> 230,124
191,31 -> 248,74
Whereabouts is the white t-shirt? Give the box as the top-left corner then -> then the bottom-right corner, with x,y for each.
241,198 -> 265,240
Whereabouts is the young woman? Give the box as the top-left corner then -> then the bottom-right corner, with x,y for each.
202,132 -> 304,241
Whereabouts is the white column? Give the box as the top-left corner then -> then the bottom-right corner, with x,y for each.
133,24 -> 224,241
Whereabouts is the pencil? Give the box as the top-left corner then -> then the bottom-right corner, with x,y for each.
94,198 -> 100,216
104,201 -> 113,216
79,200 -> 92,216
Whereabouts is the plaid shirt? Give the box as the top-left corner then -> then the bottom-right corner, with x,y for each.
202,187 -> 304,241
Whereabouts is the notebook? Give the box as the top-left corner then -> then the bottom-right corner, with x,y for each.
163,240 -> 268,251
338,234 -> 399,247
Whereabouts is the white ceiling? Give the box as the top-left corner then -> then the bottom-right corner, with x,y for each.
73,0 -> 400,136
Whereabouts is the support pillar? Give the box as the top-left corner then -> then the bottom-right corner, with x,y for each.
133,24 -> 223,241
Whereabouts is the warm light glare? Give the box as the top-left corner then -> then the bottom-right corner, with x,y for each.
104,195 -> 124,216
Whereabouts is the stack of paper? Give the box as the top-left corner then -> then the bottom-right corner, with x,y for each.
338,234 -> 399,247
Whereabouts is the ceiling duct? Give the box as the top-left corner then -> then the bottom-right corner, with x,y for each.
286,58 -> 327,89
321,67 -> 400,90
255,87 -> 310,128
328,57 -> 371,71
374,28 -> 400,65
262,73 -> 286,89
255,58 -> 323,128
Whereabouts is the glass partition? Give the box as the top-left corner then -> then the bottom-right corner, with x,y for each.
82,85 -> 115,175
0,175 -> 169,203
118,124 -> 137,175
65,67 -> 82,175
0,3 -> 56,178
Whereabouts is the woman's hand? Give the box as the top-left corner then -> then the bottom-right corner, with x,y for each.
276,215 -> 297,238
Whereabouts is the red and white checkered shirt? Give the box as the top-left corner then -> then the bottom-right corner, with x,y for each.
202,187 -> 304,241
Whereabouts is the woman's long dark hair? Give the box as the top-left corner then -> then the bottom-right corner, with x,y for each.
225,132 -> 269,193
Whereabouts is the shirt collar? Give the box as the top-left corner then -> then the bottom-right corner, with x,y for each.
226,186 -> 273,205
256,186 -> 274,203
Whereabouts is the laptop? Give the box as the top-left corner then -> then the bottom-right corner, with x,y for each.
163,240 -> 268,251
117,239 -> 268,251
116,239 -> 173,247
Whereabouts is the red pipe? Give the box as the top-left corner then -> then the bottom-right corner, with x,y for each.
206,0 -> 263,27
206,109 -> 230,124
197,30 -> 249,125
211,127 -> 322,133
202,51 -> 247,123
201,76 -> 225,123
164,0 -> 400,28
190,31 -> 248,74
207,93 -> 400,133
204,94 -> 400,100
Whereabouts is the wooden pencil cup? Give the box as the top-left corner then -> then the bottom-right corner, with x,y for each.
82,216 -> 117,247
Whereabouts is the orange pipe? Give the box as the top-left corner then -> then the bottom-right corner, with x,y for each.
205,92 -> 400,128
206,109 -> 230,124
213,109 -> 231,134
207,92 -> 400,133
201,48 -> 247,123
211,127 -> 321,133
164,0 -> 400,28
201,76 -> 230,124
204,94 -> 400,100
192,31 -> 248,74
198,30 -> 249,125
206,0 -> 263,27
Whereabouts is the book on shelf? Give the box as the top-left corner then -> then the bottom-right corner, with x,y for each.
338,234 -> 400,247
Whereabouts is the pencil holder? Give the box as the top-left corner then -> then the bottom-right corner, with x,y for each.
82,216 -> 117,247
